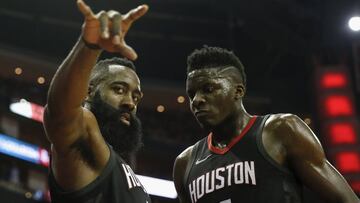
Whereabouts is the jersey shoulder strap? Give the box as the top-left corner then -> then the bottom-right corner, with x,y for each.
182,138 -> 205,191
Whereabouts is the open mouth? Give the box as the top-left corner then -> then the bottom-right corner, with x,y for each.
119,112 -> 131,126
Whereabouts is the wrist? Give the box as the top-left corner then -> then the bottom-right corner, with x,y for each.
81,37 -> 101,50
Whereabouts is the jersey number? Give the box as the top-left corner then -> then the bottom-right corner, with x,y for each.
219,199 -> 231,203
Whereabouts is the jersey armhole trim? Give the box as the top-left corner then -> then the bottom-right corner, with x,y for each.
49,144 -> 115,198
182,140 -> 202,196
256,115 -> 293,175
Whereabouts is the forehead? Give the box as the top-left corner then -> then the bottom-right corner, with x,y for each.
187,66 -> 238,79
105,65 -> 141,88
186,67 -> 234,86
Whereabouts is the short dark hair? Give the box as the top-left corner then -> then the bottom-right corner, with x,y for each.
187,46 -> 246,86
89,57 -> 136,88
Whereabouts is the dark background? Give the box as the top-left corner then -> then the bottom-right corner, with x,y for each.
0,0 -> 359,202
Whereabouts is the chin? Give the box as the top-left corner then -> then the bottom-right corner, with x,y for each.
197,119 -> 217,130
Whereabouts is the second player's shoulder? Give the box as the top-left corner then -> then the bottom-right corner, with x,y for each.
264,113 -> 321,152
262,113 -> 310,146
174,144 -> 197,177
264,113 -> 304,134
265,113 -> 301,125
175,145 -> 195,164
173,145 -> 195,195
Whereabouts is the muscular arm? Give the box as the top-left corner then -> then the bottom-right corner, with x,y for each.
43,40 -> 109,191
278,114 -> 359,203
43,0 -> 148,191
44,39 -> 101,150
173,146 -> 194,203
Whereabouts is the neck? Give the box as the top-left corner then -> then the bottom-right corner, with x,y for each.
211,104 -> 252,147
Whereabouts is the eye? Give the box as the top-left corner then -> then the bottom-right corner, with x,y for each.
203,84 -> 214,93
133,90 -> 143,103
133,95 -> 140,103
112,86 -> 125,94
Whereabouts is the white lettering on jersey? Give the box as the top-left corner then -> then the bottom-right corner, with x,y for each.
189,180 -> 197,203
205,171 -> 215,193
121,164 -> 147,192
188,161 -> 256,203
196,175 -> 205,199
226,164 -> 234,186
234,162 -> 243,184
245,161 -> 256,185
215,167 -> 225,190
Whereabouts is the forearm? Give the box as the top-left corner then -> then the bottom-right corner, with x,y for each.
47,37 -> 102,117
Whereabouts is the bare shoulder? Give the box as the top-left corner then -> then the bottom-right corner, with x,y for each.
264,113 -> 311,140
173,145 -> 195,203
265,113 -> 302,130
264,114 -> 359,202
49,107 -> 110,191
174,145 -> 195,169
261,114 -> 302,166
266,113 -> 324,161
51,106 -> 109,165
174,145 -> 195,181
44,106 -> 105,154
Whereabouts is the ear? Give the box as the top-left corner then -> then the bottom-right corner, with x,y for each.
86,84 -> 95,103
234,83 -> 245,100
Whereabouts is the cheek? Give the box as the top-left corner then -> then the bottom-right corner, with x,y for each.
213,95 -> 233,114
102,91 -> 121,107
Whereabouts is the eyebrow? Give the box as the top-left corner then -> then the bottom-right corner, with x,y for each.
110,81 -> 128,86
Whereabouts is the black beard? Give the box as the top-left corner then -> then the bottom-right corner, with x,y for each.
89,92 -> 143,163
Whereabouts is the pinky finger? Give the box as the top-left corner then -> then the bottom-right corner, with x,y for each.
123,4 -> 149,25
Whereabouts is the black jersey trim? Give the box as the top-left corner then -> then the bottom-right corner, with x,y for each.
183,140 -> 202,190
49,144 -> 115,198
256,115 -> 293,175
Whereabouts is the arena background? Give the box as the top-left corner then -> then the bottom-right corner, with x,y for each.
0,0 -> 359,202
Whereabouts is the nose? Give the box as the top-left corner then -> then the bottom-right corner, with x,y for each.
120,94 -> 136,111
191,92 -> 206,109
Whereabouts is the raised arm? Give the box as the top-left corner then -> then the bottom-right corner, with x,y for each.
44,0 -> 148,151
43,0 -> 148,191
279,114 -> 359,203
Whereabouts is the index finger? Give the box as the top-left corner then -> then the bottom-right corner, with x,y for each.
77,0 -> 96,19
122,4 -> 149,25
